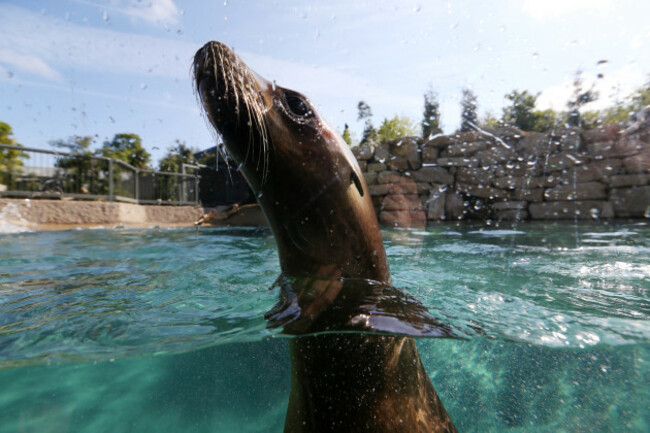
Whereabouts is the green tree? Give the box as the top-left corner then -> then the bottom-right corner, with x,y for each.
460,88 -> 478,132
357,101 -> 378,144
0,122 -> 28,188
422,88 -> 441,138
100,133 -> 151,169
341,124 -> 352,146
159,140 -> 199,172
501,90 -> 558,132
50,135 -> 95,156
566,70 -> 599,127
480,112 -> 501,130
502,90 -> 538,131
50,135 -> 101,194
377,116 -> 417,142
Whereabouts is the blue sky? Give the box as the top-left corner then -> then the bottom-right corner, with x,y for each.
1,0 -> 648,164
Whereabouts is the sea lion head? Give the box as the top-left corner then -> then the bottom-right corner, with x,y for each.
193,41 -> 389,283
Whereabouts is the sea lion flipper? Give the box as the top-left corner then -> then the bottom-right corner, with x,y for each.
264,275 -> 460,338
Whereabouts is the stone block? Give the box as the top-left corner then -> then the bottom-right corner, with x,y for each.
609,186 -> 650,217
492,201 -> 527,211
369,184 -> 391,196
544,152 -> 586,171
357,160 -> 367,172
500,175 -> 559,189
555,163 -> 610,184
476,147 -> 517,166
529,201 -> 614,220
352,144 -> 374,160
436,157 -> 479,168
367,162 -> 386,172
554,128 -> 583,152
379,210 -> 427,228
610,136 -> 646,158
421,145 -> 439,162
495,161 -> 543,177
582,125 -> 619,144
456,183 -> 509,199
426,185 -> 447,220
385,137 -> 422,170
381,194 -> 423,211
543,182 -> 606,201
411,166 -> 454,184
440,141 -> 488,157
416,182 -> 431,194
377,171 -> 407,184
512,188 -> 544,202
450,131 -> 481,144
586,141 -> 614,159
495,209 -> 529,221
445,190 -> 465,220
609,174 -> 650,188
425,135 -> 454,149
623,149 -> 650,173
457,167 -> 494,185
363,171 -> 378,185
517,132 -> 558,156
373,146 -> 390,164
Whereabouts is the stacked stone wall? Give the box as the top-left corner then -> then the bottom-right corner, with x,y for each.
352,124 -> 650,227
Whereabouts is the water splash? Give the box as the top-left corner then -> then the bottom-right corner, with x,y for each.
0,201 -> 33,233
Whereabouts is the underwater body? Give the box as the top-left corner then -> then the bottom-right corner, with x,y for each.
0,223 -> 648,432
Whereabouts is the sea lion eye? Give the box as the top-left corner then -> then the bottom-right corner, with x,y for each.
285,93 -> 312,117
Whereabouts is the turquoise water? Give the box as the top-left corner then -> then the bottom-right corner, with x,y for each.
0,223 -> 648,432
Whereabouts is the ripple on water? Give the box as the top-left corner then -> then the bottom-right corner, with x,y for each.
0,223 -> 649,367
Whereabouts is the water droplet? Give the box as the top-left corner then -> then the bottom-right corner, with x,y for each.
498,25 -> 505,32
102,10 -> 109,22
257,192 -> 263,198
532,52 -> 539,60
224,16 -> 228,21
140,83 -> 148,90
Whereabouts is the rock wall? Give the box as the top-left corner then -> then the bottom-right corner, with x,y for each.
352,124 -> 650,227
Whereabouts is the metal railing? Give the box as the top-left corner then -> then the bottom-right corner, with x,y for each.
0,144 -> 200,205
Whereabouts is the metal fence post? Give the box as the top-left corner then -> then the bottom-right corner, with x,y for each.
135,168 -> 139,203
108,158 -> 114,201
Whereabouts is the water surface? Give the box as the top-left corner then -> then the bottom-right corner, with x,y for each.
0,223 -> 648,432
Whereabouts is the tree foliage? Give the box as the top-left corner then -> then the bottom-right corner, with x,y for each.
422,88 -> 441,138
377,116 -> 417,142
357,101 -> 378,145
100,133 -> 151,169
159,140 -> 198,172
341,124 -> 352,146
460,88 -> 478,132
501,90 -> 558,132
566,71 -> 599,127
0,122 -> 28,186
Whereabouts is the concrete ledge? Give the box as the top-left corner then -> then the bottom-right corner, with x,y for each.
0,198 -> 204,230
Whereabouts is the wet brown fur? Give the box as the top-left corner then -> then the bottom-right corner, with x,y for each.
194,41 -> 457,433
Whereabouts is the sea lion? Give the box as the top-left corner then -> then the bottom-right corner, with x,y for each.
193,41 -> 457,433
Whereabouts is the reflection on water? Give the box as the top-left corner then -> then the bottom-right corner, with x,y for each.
0,223 -> 649,431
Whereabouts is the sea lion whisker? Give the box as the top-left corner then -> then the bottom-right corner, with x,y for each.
194,40 -> 457,433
